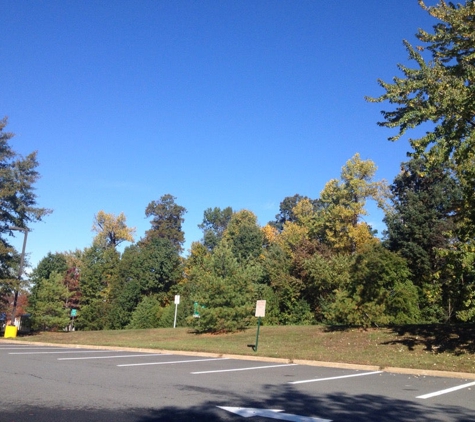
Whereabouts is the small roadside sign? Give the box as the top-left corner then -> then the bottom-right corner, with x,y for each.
193,302 -> 200,318
255,300 -> 266,317
70,309 -> 77,317
173,295 -> 180,328
249,300 -> 267,352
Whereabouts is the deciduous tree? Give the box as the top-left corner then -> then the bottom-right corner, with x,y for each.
92,211 -> 135,248
76,245 -> 119,330
144,194 -> 187,251
198,206 -> 233,251
270,194 -> 319,232
223,210 -> 264,263
312,154 -> 387,254
261,242 -> 313,324
107,237 -> 183,328
367,0 -> 475,237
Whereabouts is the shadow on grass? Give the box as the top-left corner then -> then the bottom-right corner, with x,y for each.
322,323 -> 475,356
2,384 -> 475,422
383,324 -> 475,354
323,324 -> 354,332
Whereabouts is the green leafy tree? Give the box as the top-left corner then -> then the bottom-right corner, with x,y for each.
198,206 -> 233,251
128,292 -> 193,329
76,245 -> 119,330
144,194 -> 187,251
436,243 -> 475,322
188,241 -> 256,333
126,295 -> 163,329
367,2 -> 475,321
261,241 -> 313,324
106,245 -> 145,329
384,157 -> 461,321
29,252 -> 69,310
302,251 -> 354,322
123,237 -> 182,297
29,252 -> 81,330
185,241 -> 210,275
223,210 -> 264,263
252,283 -> 281,325
107,279 -> 141,329
366,0 -> 475,237
30,252 -> 68,282
324,244 -> 420,326
157,301 -> 192,328
385,158 -> 459,281
29,272 -> 71,331
0,281 -> 11,316
107,237 -> 183,328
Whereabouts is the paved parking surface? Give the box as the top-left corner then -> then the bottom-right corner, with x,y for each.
0,342 -> 474,421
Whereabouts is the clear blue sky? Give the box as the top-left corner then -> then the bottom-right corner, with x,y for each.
1,1 -> 438,268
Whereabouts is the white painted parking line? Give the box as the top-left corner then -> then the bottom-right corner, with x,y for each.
417,380 -> 475,399
0,347 -> 68,350
58,353 -> 170,361
288,370 -> 383,385
118,357 -> 229,367
191,363 -> 298,374
9,350 -> 121,355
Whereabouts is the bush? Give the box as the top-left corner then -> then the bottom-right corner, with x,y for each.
323,244 -> 420,327
126,296 -> 163,329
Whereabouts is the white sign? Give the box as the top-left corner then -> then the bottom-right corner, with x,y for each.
174,295 -> 180,305
255,300 -> 266,317
218,406 -> 331,421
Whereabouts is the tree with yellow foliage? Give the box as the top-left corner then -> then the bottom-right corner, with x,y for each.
314,154 -> 387,254
92,211 -> 135,248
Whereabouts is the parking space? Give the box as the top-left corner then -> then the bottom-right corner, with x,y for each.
1,342 -> 474,421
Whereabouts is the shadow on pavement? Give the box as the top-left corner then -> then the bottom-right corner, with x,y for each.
3,384 -> 475,422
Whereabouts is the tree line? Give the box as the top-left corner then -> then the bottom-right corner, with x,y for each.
17,149 -> 475,332
1,0 -> 475,332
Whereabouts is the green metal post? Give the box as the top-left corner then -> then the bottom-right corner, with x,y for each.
253,317 -> 261,352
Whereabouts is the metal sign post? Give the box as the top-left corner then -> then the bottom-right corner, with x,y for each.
70,309 -> 77,331
249,300 -> 266,352
173,295 -> 180,328
9,227 -> 28,327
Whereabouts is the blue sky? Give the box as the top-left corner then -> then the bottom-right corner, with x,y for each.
1,1 -> 438,268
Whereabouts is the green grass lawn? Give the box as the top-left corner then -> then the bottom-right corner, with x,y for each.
6,324 -> 475,374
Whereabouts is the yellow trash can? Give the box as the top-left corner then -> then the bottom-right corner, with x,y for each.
4,326 -> 18,338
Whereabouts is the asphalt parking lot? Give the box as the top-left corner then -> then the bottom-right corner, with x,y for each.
1,342 -> 474,421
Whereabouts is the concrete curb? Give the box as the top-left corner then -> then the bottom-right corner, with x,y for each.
2,339 -> 475,380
